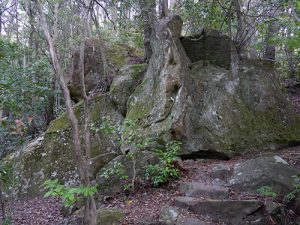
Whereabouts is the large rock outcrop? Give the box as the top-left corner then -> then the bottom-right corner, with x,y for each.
5,15 -> 300,197
124,15 -> 300,157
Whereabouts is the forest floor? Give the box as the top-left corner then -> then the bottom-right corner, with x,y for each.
1,146 -> 299,225
1,85 -> 300,225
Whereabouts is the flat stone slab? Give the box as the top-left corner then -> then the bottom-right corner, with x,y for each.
228,156 -> 299,195
174,197 -> 263,220
179,182 -> 229,199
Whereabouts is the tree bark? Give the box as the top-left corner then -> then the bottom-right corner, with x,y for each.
159,0 -> 169,19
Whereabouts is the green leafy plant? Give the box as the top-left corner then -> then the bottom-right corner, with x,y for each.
145,140 -> 181,187
285,183 -> 300,202
285,176 -> 300,202
257,186 -> 277,198
2,218 -> 11,225
42,179 -> 98,207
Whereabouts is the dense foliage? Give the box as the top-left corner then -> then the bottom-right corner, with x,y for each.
0,38 -> 54,156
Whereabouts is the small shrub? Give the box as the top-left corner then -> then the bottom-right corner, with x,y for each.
145,140 -> 181,187
285,183 -> 300,202
42,179 -> 98,207
257,186 -> 277,198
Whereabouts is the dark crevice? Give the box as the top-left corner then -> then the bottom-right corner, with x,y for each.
277,140 -> 300,150
180,149 -> 230,160
287,140 -> 300,147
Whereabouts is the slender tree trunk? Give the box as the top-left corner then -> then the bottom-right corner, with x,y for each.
34,1 -> 96,225
79,1 -> 97,224
138,0 -> 156,62
233,0 -> 245,56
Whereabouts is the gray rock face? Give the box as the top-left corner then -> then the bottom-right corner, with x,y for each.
228,156 -> 299,195
179,182 -> 229,199
109,64 -> 147,114
124,14 -> 300,157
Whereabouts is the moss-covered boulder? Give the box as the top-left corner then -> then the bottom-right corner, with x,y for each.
5,94 -> 123,197
124,15 -> 300,157
65,38 -> 143,101
109,64 -> 147,114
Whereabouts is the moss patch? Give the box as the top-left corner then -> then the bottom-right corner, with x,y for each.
215,98 -> 300,153
129,63 -> 147,79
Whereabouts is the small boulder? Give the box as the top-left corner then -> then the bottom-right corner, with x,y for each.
97,208 -> 124,225
228,156 -> 299,195
158,206 -> 179,225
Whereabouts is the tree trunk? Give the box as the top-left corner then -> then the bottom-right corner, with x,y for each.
79,1 -> 97,224
34,1 -> 96,224
138,0 -> 156,62
232,0 -> 245,57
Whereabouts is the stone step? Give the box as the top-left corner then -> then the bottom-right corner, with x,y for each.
174,196 -> 264,224
179,182 -> 229,199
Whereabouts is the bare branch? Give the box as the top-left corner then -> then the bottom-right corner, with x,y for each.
94,0 -> 116,30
